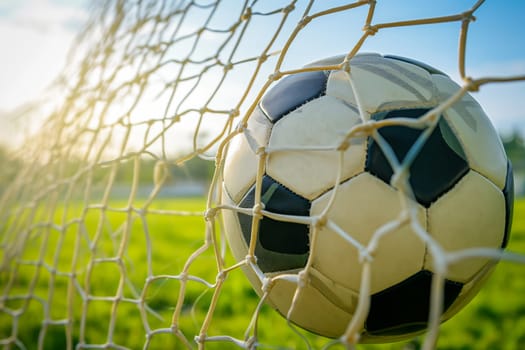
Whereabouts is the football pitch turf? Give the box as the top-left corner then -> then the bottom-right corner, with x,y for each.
0,198 -> 523,349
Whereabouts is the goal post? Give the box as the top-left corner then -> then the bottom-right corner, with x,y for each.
1,1 -> 524,349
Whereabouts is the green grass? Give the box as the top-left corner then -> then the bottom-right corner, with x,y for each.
435,199 -> 525,350
0,198 -> 524,349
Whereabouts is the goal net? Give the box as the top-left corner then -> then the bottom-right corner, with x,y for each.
1,1 -> 524,349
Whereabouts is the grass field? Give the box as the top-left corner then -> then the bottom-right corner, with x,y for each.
0,198 -> 524,349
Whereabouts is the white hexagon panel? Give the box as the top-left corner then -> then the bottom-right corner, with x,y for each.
425,170 -> 506,282
267,95 -> 365,200
310,172 -> 427,294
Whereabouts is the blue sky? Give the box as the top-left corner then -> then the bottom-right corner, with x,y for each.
0,0 -> 87,108
0,0 -> 523,144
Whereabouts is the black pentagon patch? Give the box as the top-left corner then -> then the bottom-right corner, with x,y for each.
366,109 -> 469,207
384,55 -> 448,77
502,161 -> 514,248
365,270 -> 463,336
238,176 -> 310,273
260,71 -> 328,123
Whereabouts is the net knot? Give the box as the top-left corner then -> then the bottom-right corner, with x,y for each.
252,203 -> 264,219
229,108 -> 240,118
299,16 -> 312,28
255,146 -> 266,156
313,215 -> 327,230
204,208 -> 218,221
236,121 -> 247,133
241,7 -> 252,21
216,270 -> 227,283
358,248 -> 374,264
245,336 -> 257,349
258,53 -> 269,64
178,271 -> 189,282
223,62 -> 234,72
464,77 -> 480,92
297,269 -> 310,288
194,333 -> 207,345
343,331 -> 362,345
269,71 -> 283,81
462,11 -> 476,23
339,59 -> 351,73
283,4 -> 295,14
363,24 -> 378,36
390,167 -> 409,191
170,324 -> 179,334
228,21 -> 240,32
245,254 -> 257,265
261,276 -> 274,293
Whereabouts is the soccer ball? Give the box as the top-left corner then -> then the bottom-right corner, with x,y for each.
220,53 -> 514,342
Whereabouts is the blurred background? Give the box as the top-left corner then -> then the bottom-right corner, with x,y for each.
0,2 -> 524,349
0,0 -> 523,195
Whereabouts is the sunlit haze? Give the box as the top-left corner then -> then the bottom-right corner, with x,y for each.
0,0 -> 524,148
